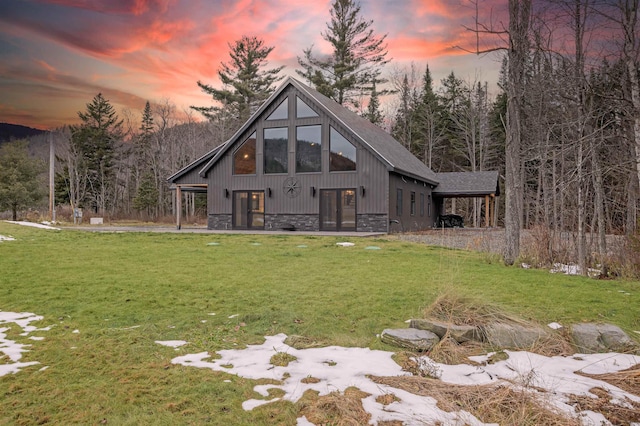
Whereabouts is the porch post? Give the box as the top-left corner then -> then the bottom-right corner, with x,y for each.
176,185 -> 182,230
485,195 -> 490,228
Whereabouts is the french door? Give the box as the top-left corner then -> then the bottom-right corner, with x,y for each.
319,189 -> 356,231
232,191 -> 265,229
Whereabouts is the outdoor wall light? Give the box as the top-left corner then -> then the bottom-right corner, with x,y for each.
267,187 -> 272,197
224,189 -> 229,198
311,186 -> 316,197
360,185 -> 365,197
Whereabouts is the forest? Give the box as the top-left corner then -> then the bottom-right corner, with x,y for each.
1,0 -> 639,271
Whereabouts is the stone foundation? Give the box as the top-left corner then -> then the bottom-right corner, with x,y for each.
265,214 -> 319,231
208,214 -> 232,230
357,214 -> 388,232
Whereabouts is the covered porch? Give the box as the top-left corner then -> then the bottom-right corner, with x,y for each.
433,171 -> 501,228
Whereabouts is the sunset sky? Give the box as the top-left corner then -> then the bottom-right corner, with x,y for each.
0,0 -> 509,130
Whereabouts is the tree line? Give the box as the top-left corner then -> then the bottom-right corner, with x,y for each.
1,0 -> 638,270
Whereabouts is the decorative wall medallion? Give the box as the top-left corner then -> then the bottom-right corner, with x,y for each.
283,177 -> 301,198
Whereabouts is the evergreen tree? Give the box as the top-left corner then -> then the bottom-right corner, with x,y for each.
192,35 -> 284,124
363,80 -> 383,125
0,140 -> 44,220
297,0 -> 389,110
69,93 -> 123,214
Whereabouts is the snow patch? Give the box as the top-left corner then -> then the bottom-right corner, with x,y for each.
5,221 -> 60,230
1,311 -> 50,377
336,242 -> 355,247
169,333 -> 640,424
0,235 -> 16,242
156,340 -> 188,348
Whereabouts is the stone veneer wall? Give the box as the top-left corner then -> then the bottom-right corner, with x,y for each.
265,214 -> 319,231
208,213 -> 388,232
208,214 -> 232,230
357,214 -> 388,233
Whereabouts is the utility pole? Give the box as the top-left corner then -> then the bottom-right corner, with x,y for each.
49,131 -> 56,222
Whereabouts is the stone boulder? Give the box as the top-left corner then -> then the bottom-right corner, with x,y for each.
381,328 -> 440,351
570,323 -> 636,354
482,322 -> 549,349
409,319 -> 481,343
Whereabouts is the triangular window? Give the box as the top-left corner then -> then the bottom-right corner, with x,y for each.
296,96 -> 318,118
267,99 -> 288,120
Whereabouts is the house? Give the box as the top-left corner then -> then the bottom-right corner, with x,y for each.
168,77 -> 499,232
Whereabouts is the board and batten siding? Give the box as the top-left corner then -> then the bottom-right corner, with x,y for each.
389,173 -> 436,232
206,88 -> 390,220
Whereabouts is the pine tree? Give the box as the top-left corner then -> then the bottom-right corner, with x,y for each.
363,80 -> 383,125
69,93 -> 123,214
0,140 -> 44,221
192,35 -> 284,124
297,0 -> 389,110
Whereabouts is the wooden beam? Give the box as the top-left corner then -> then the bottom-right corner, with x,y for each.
485,195 -> 490,227
176,185 -> 182,230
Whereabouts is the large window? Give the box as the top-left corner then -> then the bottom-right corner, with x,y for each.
420,193 -> 425,217
264,127 -> 288,174
296,125 -> 321,172
410,191 -> 416,216
233,132 -> 256,175
296,96 -> 318,118
329,127 -> 356,171
267,99 -> 288,120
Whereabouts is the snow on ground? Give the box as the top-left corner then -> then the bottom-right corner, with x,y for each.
0,311 -> 52,377
0,235 -> 16,242
5,220 -> 60,230
169,333 -> 640,426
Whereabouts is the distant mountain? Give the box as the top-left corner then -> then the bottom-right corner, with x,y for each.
0,123 -> 46,143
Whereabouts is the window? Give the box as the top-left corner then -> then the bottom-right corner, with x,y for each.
264,127 -> 288,174
396,188 -> 403,216
420,193 -> 425,217
428,194 -> 432,217
296,125 -> 321,172
267,98 -> 288,120
233,132 -> 256,174
296,96 -> 318,118
410,191 -> 416,216
330,127 -> 356,171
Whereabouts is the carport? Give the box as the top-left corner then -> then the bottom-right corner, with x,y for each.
432,171 -> 501,227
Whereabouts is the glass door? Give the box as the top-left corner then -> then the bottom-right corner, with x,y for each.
233,191 -> 264,229
319,189 -> 356,231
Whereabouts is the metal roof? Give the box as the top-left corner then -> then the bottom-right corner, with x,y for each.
432,171 -> 501,197
197,77 -> 439,185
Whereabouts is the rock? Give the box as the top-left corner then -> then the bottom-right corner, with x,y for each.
409,319 -> 481,343
483,322 -> 549,349
381,328 -> 440,351
570,323 -> 636,354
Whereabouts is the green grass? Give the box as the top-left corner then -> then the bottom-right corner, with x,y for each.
0,221 -> 638,425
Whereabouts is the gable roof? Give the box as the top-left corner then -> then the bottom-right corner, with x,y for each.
167,142 -> 226,184
197,77 -> 439,185
432,171 -> 500,197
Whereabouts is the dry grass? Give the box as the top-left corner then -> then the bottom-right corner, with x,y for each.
284,335 -> 329,349
370,375 -> 580,426
566,386 -> 640,425
576,363 -> 640,397
423,292 -> 527,328
421,292 -> 577,360
270,352 -> 297,367
297,387 -> 371,426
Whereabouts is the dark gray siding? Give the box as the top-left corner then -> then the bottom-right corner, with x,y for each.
388,173 -> 436,232
173,166 -> 208,185
206,87 -> 390,225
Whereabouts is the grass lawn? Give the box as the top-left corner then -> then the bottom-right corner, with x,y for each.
0,221 -> 638,425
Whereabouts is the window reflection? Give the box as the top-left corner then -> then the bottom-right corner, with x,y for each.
296,125 -> 321,172
296,96 -> 318,118
330,127 -> 356,171
264,127 -> 288,174
233,132 -> 256,174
